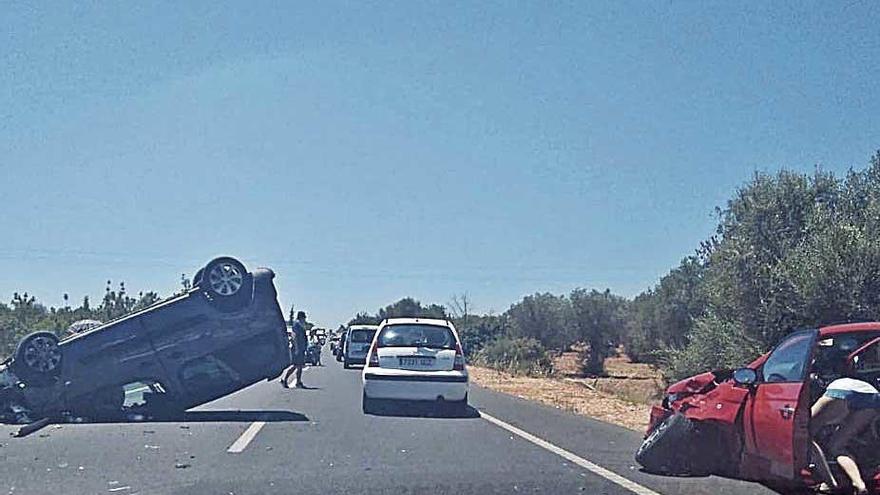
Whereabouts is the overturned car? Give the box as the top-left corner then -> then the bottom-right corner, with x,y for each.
636,322 -> 880,493
0,256 -> 289,423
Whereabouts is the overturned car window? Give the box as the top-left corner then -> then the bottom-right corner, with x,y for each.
180,355 -> 240,388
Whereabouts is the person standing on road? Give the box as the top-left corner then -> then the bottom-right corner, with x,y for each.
281,311 -> 309,388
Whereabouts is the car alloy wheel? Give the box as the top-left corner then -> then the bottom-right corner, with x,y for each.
23,335 -> 62,373
208,261 -> 244,296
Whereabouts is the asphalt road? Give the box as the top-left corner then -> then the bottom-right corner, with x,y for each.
0,358 -> 775,495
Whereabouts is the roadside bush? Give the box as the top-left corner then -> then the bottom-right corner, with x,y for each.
474,336 -> 554,376
457,314 -> 509,358
659,314 -> 765,382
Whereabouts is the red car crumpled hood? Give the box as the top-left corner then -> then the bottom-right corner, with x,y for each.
666,371 -> 717,395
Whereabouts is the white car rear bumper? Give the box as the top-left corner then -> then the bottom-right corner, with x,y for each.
362,370 -> 468,402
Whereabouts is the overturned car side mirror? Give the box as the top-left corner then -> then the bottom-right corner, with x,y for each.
733,367 -> 758,386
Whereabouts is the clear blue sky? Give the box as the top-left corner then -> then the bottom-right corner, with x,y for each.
1,1 -> 878,328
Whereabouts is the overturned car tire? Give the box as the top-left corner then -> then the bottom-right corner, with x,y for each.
200,257 -> 250,312
13,332 -> 62,385
635,413 -> 715,476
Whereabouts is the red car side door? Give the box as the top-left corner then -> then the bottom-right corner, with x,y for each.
742,329 -> 818,481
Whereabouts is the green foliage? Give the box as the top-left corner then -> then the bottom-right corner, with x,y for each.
348,312 -> 380,326
505,293 -> 573,351
378,297 -> 447,320
0,284 -> 163,360
474,336 -> 553,376
347,297 -> 448,326
624,257 -> 706,363
659,314 -> 764,382
704,155 -> 880,345
632,150 -> 880,380
568,288 -> 626,376
456,314 -> 509,357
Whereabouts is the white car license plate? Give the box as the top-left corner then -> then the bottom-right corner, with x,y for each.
399,356 -> 434,367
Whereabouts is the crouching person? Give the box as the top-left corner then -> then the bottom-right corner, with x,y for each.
811,377 -> 879,495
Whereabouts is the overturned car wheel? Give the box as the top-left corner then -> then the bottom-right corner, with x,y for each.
14,332 -> 62,385
201,257 -> 250,311
635,413 -> 715,476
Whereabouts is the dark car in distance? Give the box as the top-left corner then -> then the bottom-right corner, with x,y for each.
0,256 -> 289,421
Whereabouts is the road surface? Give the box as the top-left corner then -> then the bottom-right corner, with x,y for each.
0,360 -> 775,494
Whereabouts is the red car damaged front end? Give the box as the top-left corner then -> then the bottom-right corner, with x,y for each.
637,363 -> 764,477
647,368 -> 754,433
646,351 -> 771,436
647,370 -> 720,433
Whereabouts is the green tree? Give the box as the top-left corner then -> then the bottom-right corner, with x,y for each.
569,288 -> 626,376
377,297 -> 447,320
624,256 -> 706,363
505,293 -> 572,351
348,311 -> 380,326
456,314 -> 508,357
653,151 -> 880,379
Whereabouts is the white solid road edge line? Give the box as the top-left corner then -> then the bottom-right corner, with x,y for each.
479,412 -> 662,495
227,421 -> 267,453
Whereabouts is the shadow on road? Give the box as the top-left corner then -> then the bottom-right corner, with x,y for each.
23,409 -> 308,426
636,467 -> 711,479
161,409 -> 310,423
364,401 -> 480,419
6,409 -> 310,436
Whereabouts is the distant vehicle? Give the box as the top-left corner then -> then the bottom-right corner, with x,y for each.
306,340 -> 324,366
635,322 -> 880,493
329,335 -> 341,356
343,325 -> 378,369
361,318 -> 468,414
310,327 -> 327,346
0,256 -> 289,422
335,331 -> 347,362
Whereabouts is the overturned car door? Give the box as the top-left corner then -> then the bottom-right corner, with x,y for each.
740,329 -> 818,481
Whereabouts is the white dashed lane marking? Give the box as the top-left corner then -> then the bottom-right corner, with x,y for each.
226,421 -> 267,453
226,365 -> 317,453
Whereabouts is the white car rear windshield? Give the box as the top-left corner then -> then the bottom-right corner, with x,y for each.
350,330 -> 376,343
377,324 -> 456,349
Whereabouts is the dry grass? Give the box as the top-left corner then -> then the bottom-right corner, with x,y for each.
470,353 -> 664,432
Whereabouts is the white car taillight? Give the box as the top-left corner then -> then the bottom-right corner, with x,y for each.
368,344 -> 380,367
454,343 -> 465,371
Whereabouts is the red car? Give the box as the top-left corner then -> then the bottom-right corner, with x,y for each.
636,322 -> 880,493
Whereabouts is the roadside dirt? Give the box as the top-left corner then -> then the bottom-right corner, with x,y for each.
470,353 -> 664,432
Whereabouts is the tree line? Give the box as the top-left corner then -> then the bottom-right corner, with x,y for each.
0,281 -> 160,359
345,151 -> 880,380
4,151 -> 880,382
344,292 -> 625,376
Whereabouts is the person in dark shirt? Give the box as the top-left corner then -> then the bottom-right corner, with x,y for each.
281,311 -> 309,388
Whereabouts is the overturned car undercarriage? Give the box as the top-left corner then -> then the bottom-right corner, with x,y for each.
0,256 -> 290,430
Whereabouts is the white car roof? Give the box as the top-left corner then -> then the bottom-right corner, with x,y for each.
380,317 -> 455,328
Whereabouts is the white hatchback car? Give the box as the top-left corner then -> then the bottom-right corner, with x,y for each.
361,318 -> 468,413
